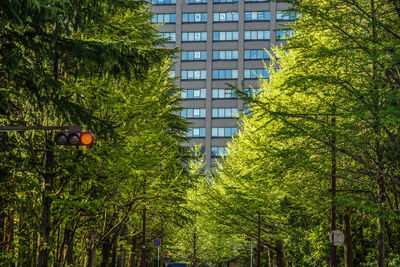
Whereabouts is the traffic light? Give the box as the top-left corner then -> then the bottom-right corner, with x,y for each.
54,132 -> 94,146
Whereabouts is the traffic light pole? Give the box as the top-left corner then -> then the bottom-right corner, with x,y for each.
1,125 -> 82,267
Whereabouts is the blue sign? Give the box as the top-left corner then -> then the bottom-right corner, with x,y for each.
153,239 -> 161,247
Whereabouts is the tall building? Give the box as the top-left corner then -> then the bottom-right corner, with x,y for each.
152,0 -> 294,170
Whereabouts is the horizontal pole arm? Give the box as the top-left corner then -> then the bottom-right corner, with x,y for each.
0,125 -> 82,132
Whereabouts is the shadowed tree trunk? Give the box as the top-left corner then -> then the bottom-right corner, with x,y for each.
343,209 -> 353,267
268,249 -> 274,267
276,241 -> 284,267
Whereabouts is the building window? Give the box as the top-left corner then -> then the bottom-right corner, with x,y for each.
214,0 -> 238,3
187,128 -> 206,137
244,88 -> 260,96
212,69 -> 238,79
213,12 -> 239,22
182,13 -> 207,23
181,88 -> 207,99
182,51 -> 207,61
244,69 -> 269,79
152,14 -> 176,23
152,0 -> 176,4
244,11 -> 270,21
244,49 -> 270,60
245,0 -> 267,2
182,32 -> 207,42
276,11 -> 298,20
213,31 -> 238,41
276,30 -> 293,40
181,108 -> 206,118
158,32 -> 176,42
211,146 -> 228,157
181,70 -> 207,80
244,30 -> 270,40
212,127 -> 238,137
213,50 -> 238,60
212,89 -> 237,98
212,108 -> 238,118
188,0 -> 207,3
170,71 -> 175,78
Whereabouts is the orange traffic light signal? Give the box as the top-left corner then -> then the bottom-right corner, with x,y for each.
55,132 -> 94,146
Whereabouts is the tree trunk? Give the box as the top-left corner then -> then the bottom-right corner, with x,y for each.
343,210 -> 353,267
268,249 -> 274,267
141,177 -> 147,267
84,233 -> 97,267
111,239 -> 118,267
128,235 -> 137,267
64,228 -> 75,266
275,241 -> 284,267
192,228 -> 197,267
38,144 -> 54,267
257,214 -> 261,267
3,214 -> 13,254
101,237 -> 112,267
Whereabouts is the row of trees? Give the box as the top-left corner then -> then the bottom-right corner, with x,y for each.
165,0 -> 400,266
0,1 -> 193,266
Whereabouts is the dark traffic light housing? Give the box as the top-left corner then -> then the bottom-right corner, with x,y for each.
55,132 -> 94,146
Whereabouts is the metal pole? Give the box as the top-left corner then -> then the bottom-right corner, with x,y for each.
330,117 -> 337,267
158,246 -> 160,267
0,125 -> 82,132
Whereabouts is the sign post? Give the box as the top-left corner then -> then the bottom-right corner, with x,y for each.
153,239 -> 161,267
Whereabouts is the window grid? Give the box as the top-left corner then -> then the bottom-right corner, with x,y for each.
213,31 -> 239,41
181,89 -> 207,99
244,11 -> 270,21
244,69 -> 269,79
212,69 -> 238,79
244,30 -> 270,40
213,50 -> 238,60
276,11 -> 298,20
152,0 -> 176,4
214,0 -> 238,3
182,32 -> 207,42
211,147 -> 228,157
181,70 -> 207,80
244,88 -> 261,96
212,108 -> 238,118
244,49 -> 270,60
213,12 -> 239,22
212,89 -> 237,99
158,32 -> 176,42
181,108 -> 206,118
152,14 -> 176,23
182,51 -> 207,61
276,30 -> 293,40
188,0 -> 207,3
182,13 -> 207,23
187,128 -> 206,137
212,128 -> 238,137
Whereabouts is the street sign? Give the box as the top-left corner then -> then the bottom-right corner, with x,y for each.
154,239 -> 161,247
329,230 -> 345,246
163,251 -> 168,256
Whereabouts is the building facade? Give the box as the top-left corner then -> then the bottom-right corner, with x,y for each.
152,0 -> 293,170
